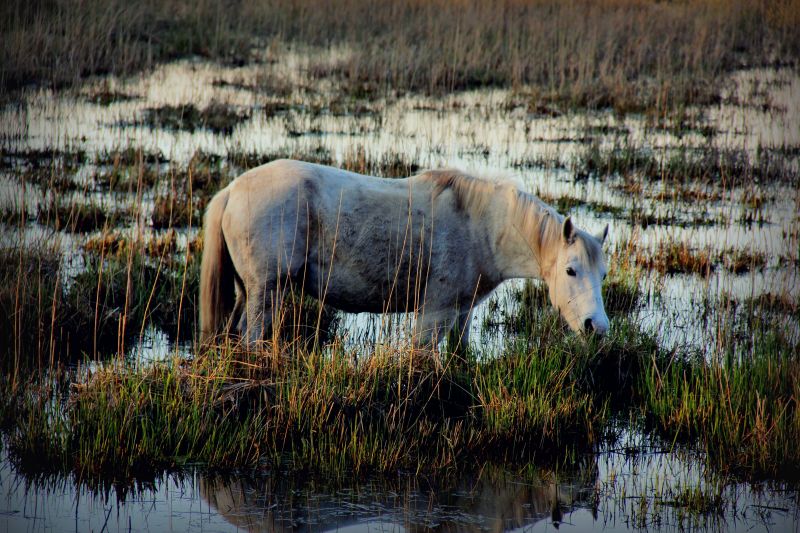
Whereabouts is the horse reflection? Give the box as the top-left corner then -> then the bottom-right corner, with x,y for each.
200,463 -> 597,532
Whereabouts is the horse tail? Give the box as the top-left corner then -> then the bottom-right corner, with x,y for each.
200,187 -> 234,345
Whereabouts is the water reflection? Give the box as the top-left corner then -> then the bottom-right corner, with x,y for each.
200,467 -> 592,533
4,440 -> 798,533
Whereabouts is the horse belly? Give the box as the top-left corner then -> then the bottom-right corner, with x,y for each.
301,253 -> 431,314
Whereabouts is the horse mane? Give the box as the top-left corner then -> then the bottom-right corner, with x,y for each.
513,190 -> 603,267
417,169 -> 602,265
417,169 -> 501,215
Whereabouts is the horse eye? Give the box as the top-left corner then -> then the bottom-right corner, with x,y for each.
566,267 -> 576,277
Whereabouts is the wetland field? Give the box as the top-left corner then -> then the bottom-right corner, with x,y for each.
1,1 -> 800,531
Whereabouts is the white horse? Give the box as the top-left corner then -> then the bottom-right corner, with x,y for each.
200,159 -> 609,348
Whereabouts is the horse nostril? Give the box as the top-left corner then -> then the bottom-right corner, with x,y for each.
583,318 -> 594,333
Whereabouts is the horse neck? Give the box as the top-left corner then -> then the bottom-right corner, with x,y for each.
493,191 -> 561,280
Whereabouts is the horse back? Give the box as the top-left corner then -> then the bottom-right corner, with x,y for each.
224,159 -> 496,313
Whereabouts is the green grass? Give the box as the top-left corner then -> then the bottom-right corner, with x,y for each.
4,317 -> 662,479
639,315 -> 800,479
0,243 -> 665,480
1,235 -> 798,485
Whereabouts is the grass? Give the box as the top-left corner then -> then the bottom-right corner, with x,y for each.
633,240 -> 715,276
722,249 -> 767,274
1,213 -> 798,489
1,147 -> 87,172
0,245 -> 64,369
639,315 -> 800,479
4,308 -> 671,479
85,81 -> 138,106
534,192 -> 624,218
227,146 -> 335,170
151,194 -> 203,229
0,237 -> 199,363
340,147 -> 420,178
84,230 -> 179,259
3,1 -> 798,110
142,101 -> 250,135
624,239 -> 769,276
37,199 -> 117,233
95,147 -> 168,166
139,102 -> 251,135
575,143 -> 799,186
745,293 -> 799,318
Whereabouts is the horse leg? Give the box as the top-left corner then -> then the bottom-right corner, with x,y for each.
413,309 -> 454,351
244,276 -> 279,348
447,310 -> 473,354
225,277 -> 246,338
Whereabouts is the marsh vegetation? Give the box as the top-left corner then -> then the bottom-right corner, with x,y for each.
1,1 -> 799,530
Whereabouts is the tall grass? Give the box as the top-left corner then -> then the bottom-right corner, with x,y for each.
640,312 -> 800,479
5,311 -> 667,479
3,215 -> 799,483
0,233 -> 200,364
3,0 -> 798,108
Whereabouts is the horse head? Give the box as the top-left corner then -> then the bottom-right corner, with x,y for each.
546,217 -> 609,336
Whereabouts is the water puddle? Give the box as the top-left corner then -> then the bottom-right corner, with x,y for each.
2,437 -> 798,532
2,50 -> 799,531
2,56 -> 798,357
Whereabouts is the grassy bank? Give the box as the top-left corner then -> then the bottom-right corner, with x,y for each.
2,309 -> 660,479
640,312 -> 800,480
1,240 -> 797,483
3,296 -> 797,482
3,0 -> 798,110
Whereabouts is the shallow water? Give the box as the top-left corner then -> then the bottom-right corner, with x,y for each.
3,436 -> 798,533
2,52 -> 799,530
3,57 -> 798,354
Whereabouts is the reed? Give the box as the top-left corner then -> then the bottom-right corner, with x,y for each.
3,0 -> 797,111
5,311 -> 666,479
639,316 -> 800,479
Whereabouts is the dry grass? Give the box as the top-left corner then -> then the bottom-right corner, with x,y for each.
84,230 -> 179,258
3,0 -> 798,110
340,147 -> 420,178
151,194 -> 203,229
722,249 -> 767,274
634,240 -> 715,276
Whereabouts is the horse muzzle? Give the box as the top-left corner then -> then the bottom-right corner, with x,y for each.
582,315 -> 609,336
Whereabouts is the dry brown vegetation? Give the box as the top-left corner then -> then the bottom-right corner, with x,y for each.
635,240 -> 715,276
3,0 -> 798,109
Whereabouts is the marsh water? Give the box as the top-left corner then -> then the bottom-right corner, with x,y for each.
3,439 -> 800,532
2,52 -> 799,531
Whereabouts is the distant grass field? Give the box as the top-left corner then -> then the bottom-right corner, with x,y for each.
3,0 -> 798,110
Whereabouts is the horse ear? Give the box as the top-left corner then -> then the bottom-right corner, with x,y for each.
562,217 -> 575,244
596,224 -> 608,245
